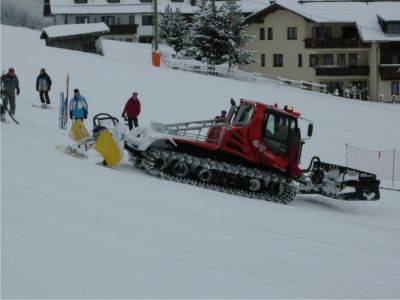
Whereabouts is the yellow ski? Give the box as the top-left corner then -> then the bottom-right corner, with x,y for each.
94,130 -> 122,167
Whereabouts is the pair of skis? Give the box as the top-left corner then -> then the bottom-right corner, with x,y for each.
59,74 -> 69,130
1,100 -> 19,124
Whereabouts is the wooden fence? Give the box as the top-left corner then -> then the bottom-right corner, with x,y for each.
160,54 -> 327,93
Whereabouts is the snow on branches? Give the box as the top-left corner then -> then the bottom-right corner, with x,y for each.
185,0 -> 256,67
159,5 -> 190,54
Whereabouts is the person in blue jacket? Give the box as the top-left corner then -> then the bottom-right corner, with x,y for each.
69,88 -> 88,121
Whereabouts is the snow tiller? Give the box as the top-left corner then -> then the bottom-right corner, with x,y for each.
120,99 -> 380,203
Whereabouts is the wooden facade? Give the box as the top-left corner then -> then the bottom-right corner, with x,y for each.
40,31 -> 106,55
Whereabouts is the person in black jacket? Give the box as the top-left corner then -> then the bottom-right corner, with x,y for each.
1,68 -> 20,115
36,68 -> 52,108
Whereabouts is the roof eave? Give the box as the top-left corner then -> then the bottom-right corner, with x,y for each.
245,3 -> 314,25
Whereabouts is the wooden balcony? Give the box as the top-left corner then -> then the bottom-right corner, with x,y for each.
305,38 -> 371,49
315,66 -> 370,76
103,24 -> 138,35
379,65 -> 400,80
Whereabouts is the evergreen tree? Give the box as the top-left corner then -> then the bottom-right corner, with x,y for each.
168,9 -> 190,53
159,6 -> 190,54
222,0 -> 256,68
185,0 -> 255,67
159,5 -> 173,40
185,0 -> 231,65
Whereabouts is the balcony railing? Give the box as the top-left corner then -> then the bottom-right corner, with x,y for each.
379,65 -> 400,80
315,66 -> 370,76
103,24 -> 138,35
305,38 -> 371,49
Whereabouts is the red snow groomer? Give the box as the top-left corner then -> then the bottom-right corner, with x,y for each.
124,99 -> 380,203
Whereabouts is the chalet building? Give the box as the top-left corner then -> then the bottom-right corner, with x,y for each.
44,0 -> 269,43
241,0 -> 400,102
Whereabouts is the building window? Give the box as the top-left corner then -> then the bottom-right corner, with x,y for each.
392,81 -> 399,96
107,0 -> 120,3
309,54 -> 318,66
101,16 -> 115,25
312,26 -> 331,39
142,15 -> 153,26
76,16 -> 90,24
261,54 -> 266,67
129,15 -> 135,25
74,0 -> 88,3
349,53 -> 357,66
273,54 -> 283,67
268,27 -> 273,40
342,26 -> 358,39
287,27 -> 297,40
259,28 -> 265,40
387,23 -> 400,35
298,54 -> 302,67
320,54 -> 333,65
337,53 -> 345,66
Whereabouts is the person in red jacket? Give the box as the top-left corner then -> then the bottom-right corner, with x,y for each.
122,92 -> 141,130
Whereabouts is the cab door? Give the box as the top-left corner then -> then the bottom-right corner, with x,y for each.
256,111 -> 293,173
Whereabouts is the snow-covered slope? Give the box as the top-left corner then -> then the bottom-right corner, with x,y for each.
1,25 -> 400,298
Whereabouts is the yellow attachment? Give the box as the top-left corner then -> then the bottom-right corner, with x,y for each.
94,130 -> 122,167
69,119 -> 90,141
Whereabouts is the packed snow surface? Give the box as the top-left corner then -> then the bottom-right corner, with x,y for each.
1,25 -> 400,298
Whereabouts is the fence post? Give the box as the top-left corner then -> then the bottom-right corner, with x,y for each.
393,149 -> 396,188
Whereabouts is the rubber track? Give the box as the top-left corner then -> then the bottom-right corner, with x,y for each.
129,148 -> 297,204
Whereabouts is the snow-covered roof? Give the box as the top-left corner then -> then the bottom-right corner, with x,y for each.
49,0 -> 271,15
247,0 -> 400,42
41,22 -> 110,38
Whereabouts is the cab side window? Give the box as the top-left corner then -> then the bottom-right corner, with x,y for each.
263,113 -> 290,154
265,114 -> 276,137
233,105 -> 254,125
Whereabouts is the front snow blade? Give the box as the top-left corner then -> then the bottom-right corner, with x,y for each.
94,130 -> 122,167
299,157 -> 380,201
69,119 -> 90,141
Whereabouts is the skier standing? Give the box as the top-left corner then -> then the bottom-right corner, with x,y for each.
1,68 -> 20,115
69,89 -> 88,122
121,92 -> 141,130
36,68 -> 52,108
